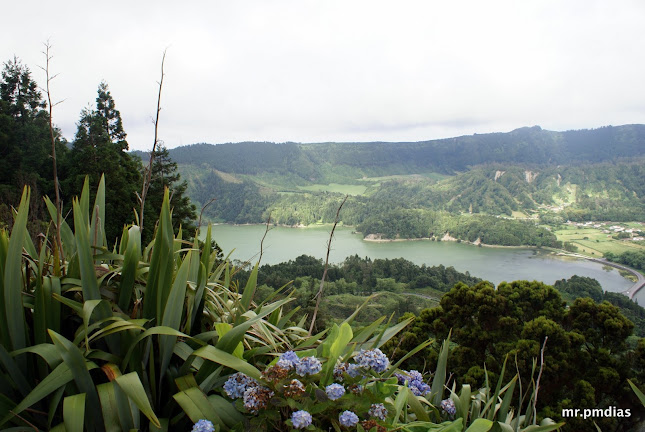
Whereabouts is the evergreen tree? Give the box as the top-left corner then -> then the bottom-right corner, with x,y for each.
64,82 -> 141,243
0,57 -> 66,229
142,145 -> 197,242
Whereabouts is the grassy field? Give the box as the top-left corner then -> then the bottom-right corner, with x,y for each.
296,183 -> 368,195
554,224 -> 645,257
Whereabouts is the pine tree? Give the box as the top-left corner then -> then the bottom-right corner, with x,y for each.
64,82 -> 142,244
0,57 -> 66,228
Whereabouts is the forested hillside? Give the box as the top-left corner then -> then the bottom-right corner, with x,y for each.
169,125 -> 645,244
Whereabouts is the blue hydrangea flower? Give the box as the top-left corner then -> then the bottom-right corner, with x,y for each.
278,350 -> 300,370
223,372 -> 258,399
441,398 -> 456,416
295,356 -> 322,376
192,419 -> 215,432
291,410 -> 313,429
339,410 -> 359,427
346,363 -> 362,378
325,383 -> 346,400
354,348 -> 389,373
368,403 -> 388,420
395,370 -> 430,396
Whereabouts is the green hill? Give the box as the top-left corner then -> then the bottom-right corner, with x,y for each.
165,125 -> 645,243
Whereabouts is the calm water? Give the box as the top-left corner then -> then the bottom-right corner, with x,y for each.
204,224 -> 635,296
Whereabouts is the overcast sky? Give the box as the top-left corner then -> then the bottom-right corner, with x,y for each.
2,1 -> 644,151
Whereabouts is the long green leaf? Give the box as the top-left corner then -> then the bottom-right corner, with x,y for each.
114,372 -> 161,429
465,418 -> 494,432
159,250 -> 193,379
49,330 -> 102,431
173,387 -> 224,429
90,174 -> 106,250
119,225 -> 141,311
121,326 -> 190,370
239,262 -> 258,313
0,361 -> 97,428
3,187 -> 29,352
144,188 -> 174,319
63,393 -> 86,432
191,345 -> 261,380
628,379 -> 645,406
431,333 -> 451,406
73,199 -> 101,301
215,298 -> 290,354
97,382 -> 123,432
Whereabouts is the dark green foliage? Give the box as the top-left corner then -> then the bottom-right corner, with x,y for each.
235,254 -> 479,327
62,82 -> 142,243
605,250 -> 645,273
0,57 -> 67,231
387,279 -> 641,432
554,275 -> 604,302
142,145 -> 197,242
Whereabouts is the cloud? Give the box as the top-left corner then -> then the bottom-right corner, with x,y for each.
2,1 -> 645,150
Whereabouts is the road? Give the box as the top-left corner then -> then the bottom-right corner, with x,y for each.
587,258 -> 645,300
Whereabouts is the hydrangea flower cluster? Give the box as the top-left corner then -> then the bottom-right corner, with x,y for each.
354,348 -> 390,373
243,385 -> 275,413
291,410 -> 313,429
191,419 -> 215,432
223,372 -> 258,399
395,370 -> 431,396
333,362 -> 362,380
325,383 -> 346,400
284,379 -> 306,398
221,350 -> 394,430
368,403 -> 388,421
277,350 -> 300,370
339,410 -> 359,427
440,398 -> 456,416
295,356 -> 322,376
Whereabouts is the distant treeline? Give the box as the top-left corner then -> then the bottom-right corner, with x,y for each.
171,125 -> 645,179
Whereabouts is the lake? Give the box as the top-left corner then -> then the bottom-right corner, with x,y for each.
204,224 -> 638,300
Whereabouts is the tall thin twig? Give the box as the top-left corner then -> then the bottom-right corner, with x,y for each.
258,213 -> 273,266
40,41 -> 65,270
309,195 -> 348,335
138,49 -> 167,231
198,197 -> 217,231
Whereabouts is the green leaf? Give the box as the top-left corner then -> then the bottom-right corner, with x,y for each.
90,174 -> 106,250
0,360 -> 97,428
322,322 -> 353,385
114,372 -> 161,429
49,330 -> 103,430
3,187 -> 29,351
431,333 -> 451,406
73,199 -> 101,301
239,262 -> 259,312
215,298 -> 290,354
406,387 -> 430,422
192,345 -> 262,380
628,379 -> 645,406
97,382 -> 123,432
144,188 -> 175,320
63,393 -> 86,432
159,250 -> 193,378
119,226 -> 141,311
172,387 -> 224,429
465,418 -> 493,432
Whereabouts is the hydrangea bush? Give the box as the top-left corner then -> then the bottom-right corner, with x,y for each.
220,347 -> 400,431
